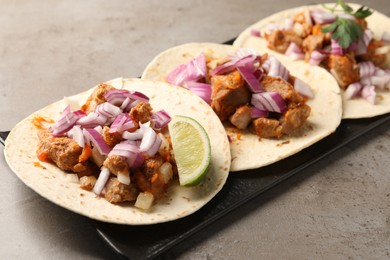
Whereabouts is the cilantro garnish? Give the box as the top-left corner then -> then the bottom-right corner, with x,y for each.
321,0 -> 373,48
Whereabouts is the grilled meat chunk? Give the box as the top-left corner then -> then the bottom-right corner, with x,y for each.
358,39 -> 388,69
302,34 -> 324,54
229,105 -> 252,130
252,75 -> 311,138
82,83 -> 114,113
252,118 -> 283,139
103,155 -> 129,176
133,155 -> 166,199
102,126 -> 123,148
280,104 -> 311,134
37,130 -> 93,174
79,176 -> 97,191
129,101 -> 152,124
210,70 -> 251,121
265,29 -> 303,53
261,75 -> 304,103
104,177 -> 137,203
325,54 -> 360,89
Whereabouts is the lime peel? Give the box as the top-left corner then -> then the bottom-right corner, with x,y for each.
168,115 -> 211,187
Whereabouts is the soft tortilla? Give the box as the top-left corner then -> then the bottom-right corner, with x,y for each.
141,42 -> 342,172
4,78 -> 231,225
233,3 -> 390,119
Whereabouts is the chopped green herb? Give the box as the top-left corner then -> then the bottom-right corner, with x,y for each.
321,0 -> 373,48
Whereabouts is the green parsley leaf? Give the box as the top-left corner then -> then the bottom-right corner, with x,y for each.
338,0 -> 353,13
354,6 -> 373,19
320,1 -> 373,48
321,17 -> 363,48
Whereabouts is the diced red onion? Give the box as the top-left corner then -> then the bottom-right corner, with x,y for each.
67,125 -> 85,148
236,65 -> 263,93
93,167 -> 111,195
120,97 -> 131,111
346,42 -> 358,53
77,112 -> 107,128
236,48 -> 258,59
344,82 -> 363,99
166,63 -> 188,86
285,42 -> 305,61
359,68 -> 390,90
109,142 -> 140,167
211,52 -> 260,76
356,29 -> 374,56
251,107 -> 269,118
50,105 -> 79,136
210,57 -> 240,76
73,110 -> 86,117
139,125 -> 162,157
122,128 -> 144,141
187,52 -> 207,82
83,128 -> 111,155
109,113 -> 135,133
361,85 -> 376,105
265,56 -> 289,81
359,61 -> 376,78
159,162 -> 173,184
310,8 -> 337,25
250,28 -> 261,37
132,153 -> 144,168
185,81 -> 212,104
125,91 -> 150,103
166,52 -> 207,86
146,134 -> 162,157
104,89 -> 129,106
135,192 -> 154,210
370,72 -> 390,90
96,102 -> 121,118
150,109 -> 172,130
309,50 -> 327,66
331,39 -> 343,55
94,125 -> 103,134
117,172 -> 130,185
235,54 -> 259,69
294,78 -> 314,98
251,92 -> 286,113
108,114 -> 127,133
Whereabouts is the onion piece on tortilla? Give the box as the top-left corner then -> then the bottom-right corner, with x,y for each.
93,167 -> 111,195
83,128 -> 111,155
251,92 -> 286,113
184,81 -> 212,105
294,78 -> 314,98
345,82 -> 363,99
309,50 -> 327,66
285,42 -> 305,61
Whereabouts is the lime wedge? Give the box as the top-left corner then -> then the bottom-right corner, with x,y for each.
168,115 -> 211,187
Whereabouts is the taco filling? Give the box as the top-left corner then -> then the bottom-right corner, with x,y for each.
166,49 -> 312,139
259,2 -> 390,104
36,83 -> 178,210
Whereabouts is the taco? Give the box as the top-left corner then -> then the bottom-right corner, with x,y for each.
233,2 -> 390,119
4,78 -> 230,225
141,42 -> 342,172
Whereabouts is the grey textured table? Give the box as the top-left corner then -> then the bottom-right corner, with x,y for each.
1,0 -> 389,259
